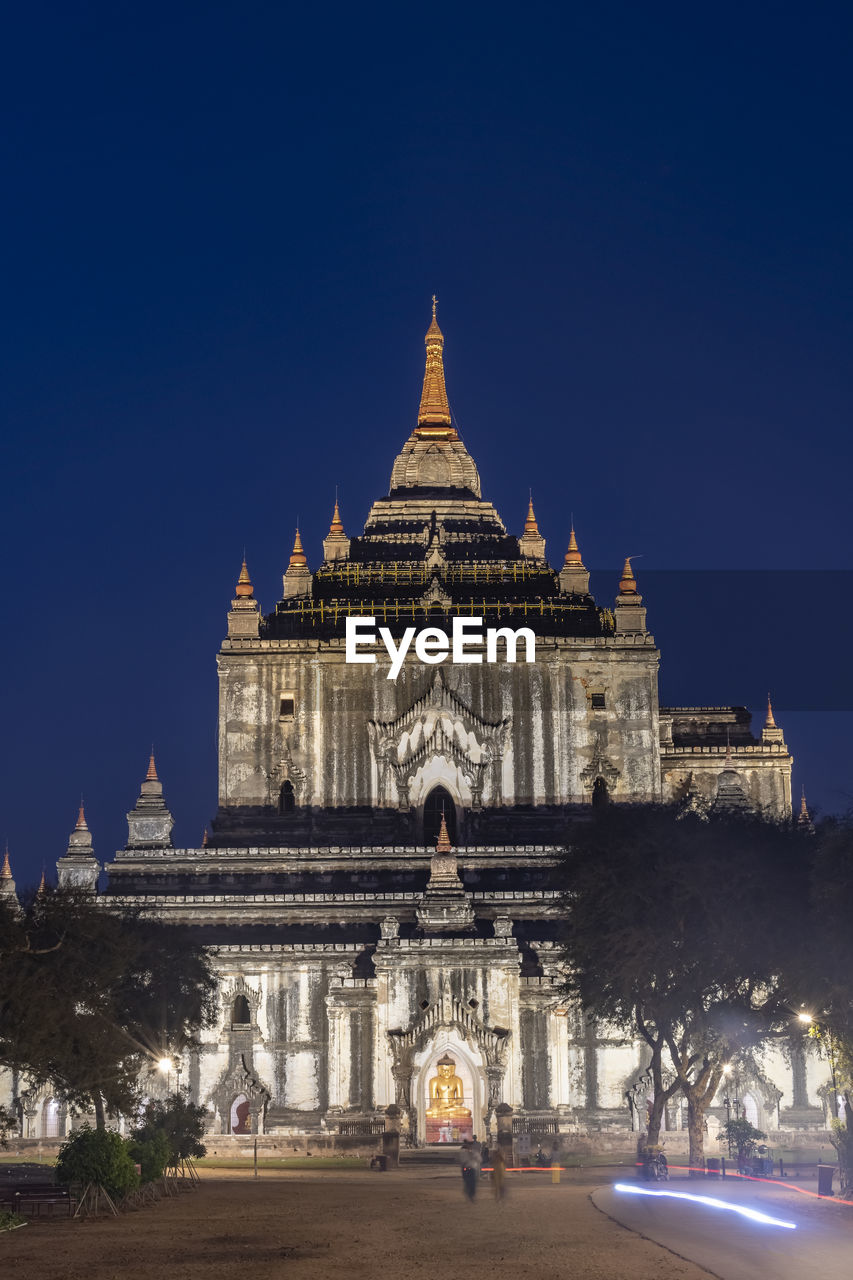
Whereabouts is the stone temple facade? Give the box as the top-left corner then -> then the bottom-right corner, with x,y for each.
3,306 -> 828,1148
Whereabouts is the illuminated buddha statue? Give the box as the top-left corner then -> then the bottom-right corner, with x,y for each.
426,1053 -> 471,1118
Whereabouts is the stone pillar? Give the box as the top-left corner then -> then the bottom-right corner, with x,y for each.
383,1105 -> 401,1168
496,1103 -> 514,1165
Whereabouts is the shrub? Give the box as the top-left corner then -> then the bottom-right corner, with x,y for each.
127,1128 -> 171,1183
55,1126 -> 139,1200
132,1093 -> 207,1164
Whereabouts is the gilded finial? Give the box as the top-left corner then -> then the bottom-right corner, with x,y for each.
416,300 -> 455,435
75,802 -> 89,831
1,845 -> 11,879
146,750 -> 159,782
765,694 -> 776,729
618,557 -> 637,595
201,827 -> 209,848
37,867 -> 46,896
328,500 -> 344,536
235,558 -> 253,598
524,495 -> 539,536
289,528 -> 307,568
435,810 -> 453,854
564,526 -> 584,566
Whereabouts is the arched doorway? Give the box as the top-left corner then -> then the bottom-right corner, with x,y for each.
231,994 -> 251,1025
230,1093 -> 250,1134
423,786 -> 456,845
592,777 -> 609,808
279,780 -> 295,814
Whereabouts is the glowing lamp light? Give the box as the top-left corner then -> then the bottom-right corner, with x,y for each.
613,1184 -> 796,1229
157,1057 -> 172,1073
798,1013 -> 813,1024
722,1063 -> 733,1074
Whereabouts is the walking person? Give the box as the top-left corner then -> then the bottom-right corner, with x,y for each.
458,1138 -> 481,1200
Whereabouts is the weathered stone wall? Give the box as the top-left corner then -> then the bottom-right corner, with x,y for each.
217,636 -> 662,814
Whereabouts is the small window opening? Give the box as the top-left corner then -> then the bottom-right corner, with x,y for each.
231,994 -> 251,1024
590,692 -> 606,710
279,697 -> 295,719
592,776 -> 609,808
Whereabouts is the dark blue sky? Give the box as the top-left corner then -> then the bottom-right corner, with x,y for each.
2,2 -> 851,887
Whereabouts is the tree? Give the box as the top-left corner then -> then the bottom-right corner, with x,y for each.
0,886 -> 218,1127
558,805 -> 810,1165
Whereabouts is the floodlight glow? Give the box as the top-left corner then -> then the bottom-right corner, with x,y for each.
157,1057 -> 172,1073
797,1013 -> 813,1024
613,1184 -> 796,1229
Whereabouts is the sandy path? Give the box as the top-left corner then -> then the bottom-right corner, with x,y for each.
3,1170 -> 714,1280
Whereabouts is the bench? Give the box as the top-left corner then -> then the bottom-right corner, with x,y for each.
4,1183 -> 76,1218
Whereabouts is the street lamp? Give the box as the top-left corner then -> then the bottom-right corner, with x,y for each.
157,1056 -> 172,1094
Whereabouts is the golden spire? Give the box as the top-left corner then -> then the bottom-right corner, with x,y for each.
75,803 -> 89,831
435,811 -> 453,853
146,751 -> 159,782
1,846 -> 11,879
618,557 -> 637,595
289,528 -> 307,568
524,495 -> 540,536
37,867 -> 46,896
201,827 -> 209,848
235,559 -> 253,598
564,527 -> 584,566
799,789 -> 810,821
416,298 -> 456,438
765,694 -> 776,729
328,500 -> 344,536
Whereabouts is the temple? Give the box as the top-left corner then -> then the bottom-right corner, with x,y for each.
4,306 -> 825,1150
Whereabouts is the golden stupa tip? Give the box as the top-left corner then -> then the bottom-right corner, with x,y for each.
289,528 -> 307,568
799,789 -> 809,817
37,868 -> 46,895
618,557 -> 637,595
524,495 -> 539,535
765,694 -> 777,729
235,558 -> 254,597
1,846 -> 11,879
435,811 -> 453,854
75,803 -> 89,831
201,827 -> 209,848
416,299 -> 455,433
564,527 -> 583,566
329,500 -> 344,536
146,750 -> 159,782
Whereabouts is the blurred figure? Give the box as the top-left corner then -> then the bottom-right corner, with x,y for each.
458,1138 -> 481,1199
491,1146 -> 507,1200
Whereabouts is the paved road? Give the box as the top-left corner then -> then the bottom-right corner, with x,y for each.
594,1176 -> 853,1280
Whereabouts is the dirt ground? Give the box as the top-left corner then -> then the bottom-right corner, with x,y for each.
3,1167 -> 713,1280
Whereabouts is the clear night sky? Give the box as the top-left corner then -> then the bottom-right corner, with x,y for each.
2,3 -> 851,888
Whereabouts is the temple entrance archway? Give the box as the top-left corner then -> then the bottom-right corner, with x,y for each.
423,785 -> 456,846
413,1036 -> 485,1145
230,1093 -> 250,1134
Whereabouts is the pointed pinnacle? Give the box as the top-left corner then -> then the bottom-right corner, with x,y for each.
75,803 -> 89,831
1,846 -> 11,879
435,811 -> 453,854
146,751 -> 159,782
564,526 -> 584,566
765,694 -> 777,729
618,557 -> 637,594
235,558 -> 253,597
289,528 -> 307,568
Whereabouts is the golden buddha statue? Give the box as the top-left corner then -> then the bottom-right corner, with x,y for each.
426,1054 -> 471,1118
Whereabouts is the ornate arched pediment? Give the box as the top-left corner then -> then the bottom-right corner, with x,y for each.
387,989 -> 510,1075
369,669 -> 511,810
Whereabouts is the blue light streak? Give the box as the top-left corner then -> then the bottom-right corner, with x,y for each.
613,1183 -> 796,1229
